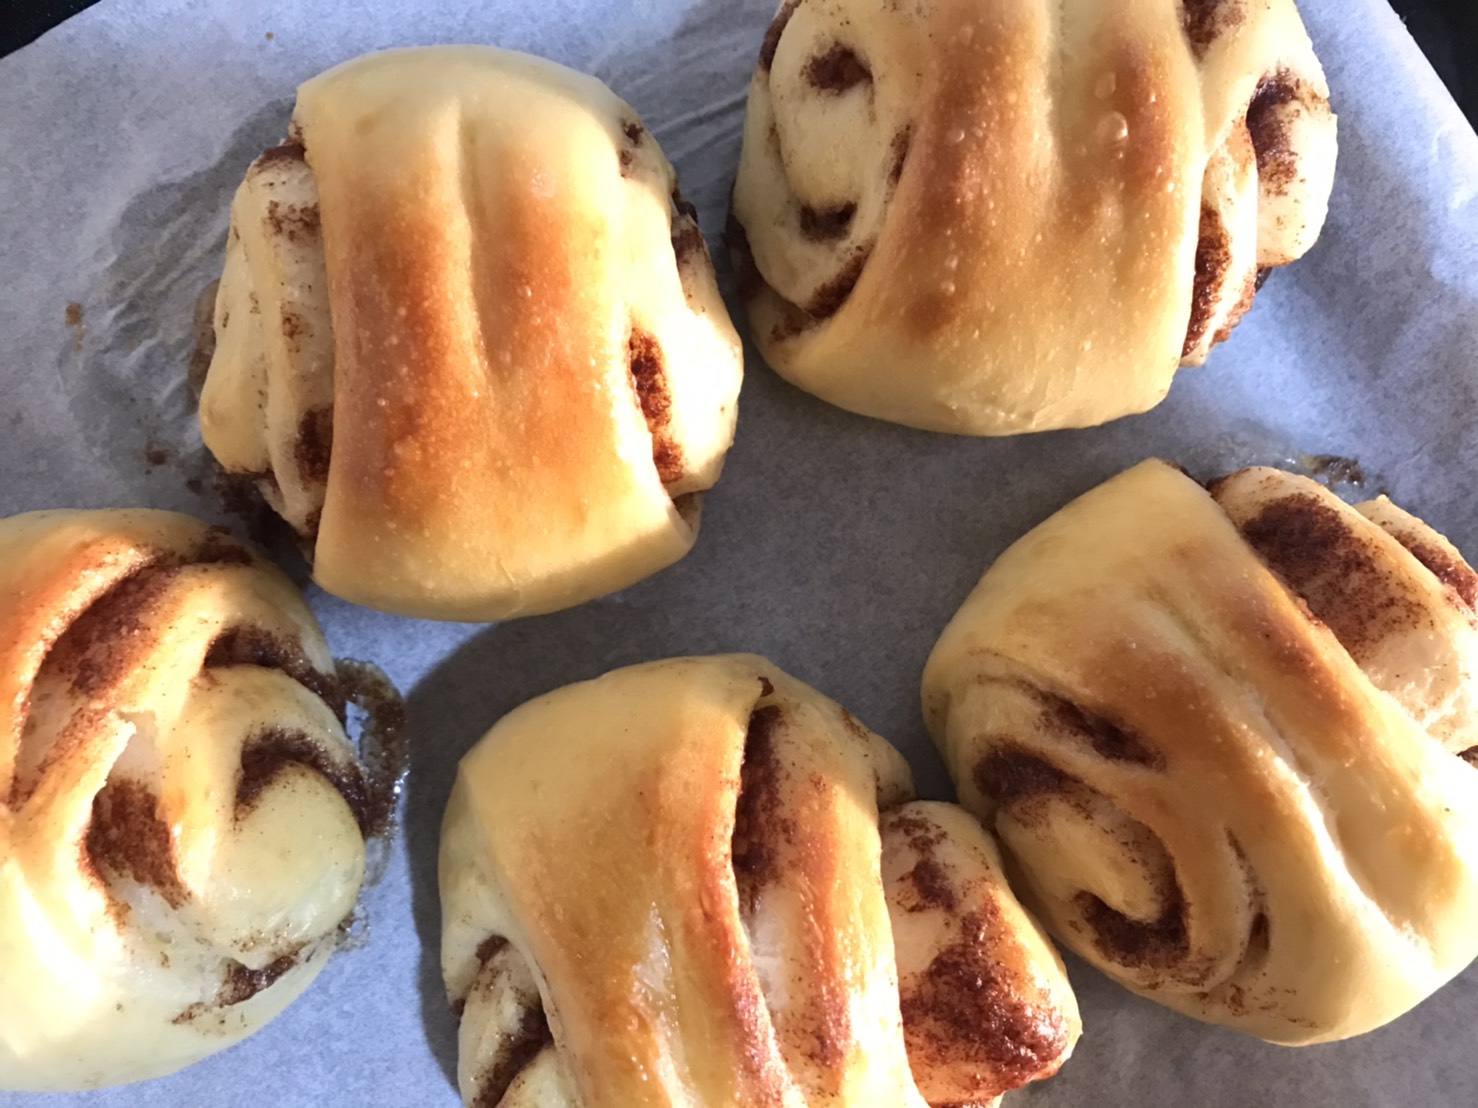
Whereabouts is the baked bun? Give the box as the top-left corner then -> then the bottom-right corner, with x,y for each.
0,509 -> 400,1089
201,46 -> 743,621
923,460 -> 1478,1043
730,0 -> 1336,434
441,655 -> 1079,1107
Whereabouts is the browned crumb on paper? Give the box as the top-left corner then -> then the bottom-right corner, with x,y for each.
64,301 -> 85,351
188,279 -> 220,395
337,659 -> 410,843
144,438 -> 174,468
1301,453 -> 1366,489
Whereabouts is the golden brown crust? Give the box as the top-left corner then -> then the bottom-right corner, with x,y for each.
440,656 -> 1080,1106
731,0 -> 1336,434
203,48 -> 743,621
924,461 -> 1478,1044
305,94 -> 671,615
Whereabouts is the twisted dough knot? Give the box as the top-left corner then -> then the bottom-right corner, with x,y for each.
440,656 -> 1079,1107
730,0 -> 1336,434
923,461 -> 1478,1044
0,510 -> 400,1090
202,46 -> 743,621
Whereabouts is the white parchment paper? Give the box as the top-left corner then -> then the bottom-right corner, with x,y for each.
1,0 -> 1476,1104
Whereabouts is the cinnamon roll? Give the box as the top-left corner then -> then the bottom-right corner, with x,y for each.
0,509 -> 401,1089
201,46 -> 743,621
923,460 -> 1478,1043
730,0 -> 1337,433
440,655 -> 1079,1106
